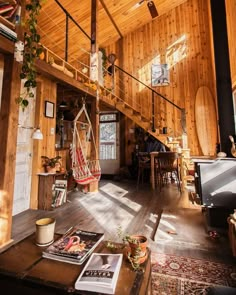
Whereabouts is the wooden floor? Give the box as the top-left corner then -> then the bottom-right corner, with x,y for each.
9,177 -> 235,264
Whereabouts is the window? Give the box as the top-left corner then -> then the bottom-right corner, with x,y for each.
99,113 -> 118,160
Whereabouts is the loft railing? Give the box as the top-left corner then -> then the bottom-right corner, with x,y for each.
38,1 -> 186,139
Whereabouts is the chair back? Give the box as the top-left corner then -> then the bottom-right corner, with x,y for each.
137,152 -> 151,167
156,151 -> 179,172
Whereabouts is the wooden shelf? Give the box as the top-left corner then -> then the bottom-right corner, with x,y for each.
0,15 -> 15,30
0,34 -> 14,53
38,173 -> 67,210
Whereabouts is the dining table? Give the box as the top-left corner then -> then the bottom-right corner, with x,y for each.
150,151 -> 185,190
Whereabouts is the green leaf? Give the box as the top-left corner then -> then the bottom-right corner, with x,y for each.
20,73 -> 26,79
24,80 -> 31,88
34,34 -> 40,43
22,99 -> 29,107
26,4 -> 33,11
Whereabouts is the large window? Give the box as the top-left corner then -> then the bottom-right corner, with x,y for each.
99,113 -> 118,160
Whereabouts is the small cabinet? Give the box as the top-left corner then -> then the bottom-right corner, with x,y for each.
38,173 -> 67,210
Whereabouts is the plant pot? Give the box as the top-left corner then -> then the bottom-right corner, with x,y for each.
46,166 -> 57,173
128,235 -> 148,262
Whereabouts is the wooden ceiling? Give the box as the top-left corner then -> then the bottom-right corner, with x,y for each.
38,0 -> 187,63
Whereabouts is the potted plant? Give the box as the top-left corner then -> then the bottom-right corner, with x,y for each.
122,234 -> 148,270
41,156 -> 61,173
106,227 -> 148,271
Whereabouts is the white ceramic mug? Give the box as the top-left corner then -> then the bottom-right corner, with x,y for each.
35,217 -> 56,246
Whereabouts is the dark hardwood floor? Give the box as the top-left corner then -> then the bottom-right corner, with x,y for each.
9,177 -> 235,265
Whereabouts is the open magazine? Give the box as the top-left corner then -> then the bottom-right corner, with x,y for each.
75,253 -> 123,294
42,228 -> 104,265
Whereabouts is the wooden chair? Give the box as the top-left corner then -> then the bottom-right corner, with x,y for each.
155,151 -> 181,191
137,152 -> 151,188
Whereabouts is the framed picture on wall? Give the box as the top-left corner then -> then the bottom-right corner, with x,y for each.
151,64 -> 169,87
45,101 -> 54,118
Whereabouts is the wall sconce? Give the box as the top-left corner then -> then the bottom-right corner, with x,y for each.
18,125 -> 43,140
32,127 -> 43,140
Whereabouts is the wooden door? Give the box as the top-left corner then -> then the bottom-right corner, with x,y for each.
99,112 -> 120,175
13,85 -> 36,215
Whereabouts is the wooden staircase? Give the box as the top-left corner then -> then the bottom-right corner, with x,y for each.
100,87 -> 168,144
39,45 -> 179,146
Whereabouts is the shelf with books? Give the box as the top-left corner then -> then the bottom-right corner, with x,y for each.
0,1 -> 20,30
37,172 -> 67,210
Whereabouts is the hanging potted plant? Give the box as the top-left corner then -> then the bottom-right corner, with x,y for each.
16,0 -> 43,110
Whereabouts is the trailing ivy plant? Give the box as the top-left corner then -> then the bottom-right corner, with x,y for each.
99,47 -> 108,76
16,0 -> 43,110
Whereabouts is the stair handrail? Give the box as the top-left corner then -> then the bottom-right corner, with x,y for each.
114,64 -> 181,110
113,64 -> 186,134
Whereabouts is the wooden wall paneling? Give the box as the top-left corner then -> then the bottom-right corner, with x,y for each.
0,55 -> 21,248
119,0 -> 217,158
30,77 -> 57,209
38,77 -> 57,164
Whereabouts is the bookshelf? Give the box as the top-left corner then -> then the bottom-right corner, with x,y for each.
0,1 -> 20,40
38,173 -> 67,210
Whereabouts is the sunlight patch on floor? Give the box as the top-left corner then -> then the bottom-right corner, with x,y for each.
149,213 -> 158,224
161,213 -> 177,219
99,182 -> 141,212
79,192 -> 135,235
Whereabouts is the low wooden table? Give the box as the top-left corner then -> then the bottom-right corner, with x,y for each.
0,233 -> 152,294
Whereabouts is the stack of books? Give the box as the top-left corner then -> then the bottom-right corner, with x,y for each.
51,179 -> 67,208
42,228 -> 104,265
0,22 -> 16,41
0,1 -> 20,31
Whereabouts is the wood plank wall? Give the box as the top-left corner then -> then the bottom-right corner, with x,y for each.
30,77 -> 57,209
105,0 -> 218,157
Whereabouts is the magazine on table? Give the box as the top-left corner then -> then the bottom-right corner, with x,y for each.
74,253 -> 123,294
42,227 -> 104,265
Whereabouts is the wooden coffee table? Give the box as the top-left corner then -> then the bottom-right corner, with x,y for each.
0,233 -> 152,294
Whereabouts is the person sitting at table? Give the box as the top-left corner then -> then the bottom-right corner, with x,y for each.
144,134 -> 168,153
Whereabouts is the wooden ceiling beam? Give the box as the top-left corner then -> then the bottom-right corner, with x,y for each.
99,0 -> 123,39
54,0 -> 91,41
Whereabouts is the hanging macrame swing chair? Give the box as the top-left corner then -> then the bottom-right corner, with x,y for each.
70,102 -> 101,186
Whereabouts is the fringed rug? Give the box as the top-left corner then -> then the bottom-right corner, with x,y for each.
151,252 -> 236,295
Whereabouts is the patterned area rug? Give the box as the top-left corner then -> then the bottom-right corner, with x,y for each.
151,253 -> 236,294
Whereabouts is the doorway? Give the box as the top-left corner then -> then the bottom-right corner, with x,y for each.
13,83 -> 36,215
99,112 -> 120,175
